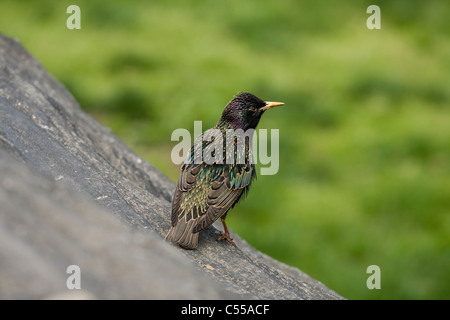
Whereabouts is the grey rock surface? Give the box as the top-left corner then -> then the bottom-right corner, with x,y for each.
0,33 -> 343,299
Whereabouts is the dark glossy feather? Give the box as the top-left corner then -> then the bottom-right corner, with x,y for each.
166,92 -> 280,249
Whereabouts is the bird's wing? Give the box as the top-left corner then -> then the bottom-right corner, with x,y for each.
171,162 -> 203,227
171,130 -> 256,232
193,164 -> 255,232
171,130 -> 216,227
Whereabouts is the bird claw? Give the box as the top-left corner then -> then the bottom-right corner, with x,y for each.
217,231 -> 237,248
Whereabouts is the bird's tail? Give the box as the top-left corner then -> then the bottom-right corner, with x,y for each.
165,218 -> 199,249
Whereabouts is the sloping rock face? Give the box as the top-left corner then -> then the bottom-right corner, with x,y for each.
0,33 -> 343,300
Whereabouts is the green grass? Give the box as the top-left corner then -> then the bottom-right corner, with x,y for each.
1,0 -> 449,299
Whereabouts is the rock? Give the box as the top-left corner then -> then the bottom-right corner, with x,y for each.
0,33 -> 343,300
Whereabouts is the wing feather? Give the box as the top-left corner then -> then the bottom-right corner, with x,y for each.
193,164 -> 254,232
169,129 -> 257,247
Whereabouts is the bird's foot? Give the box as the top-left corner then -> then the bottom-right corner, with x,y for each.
217,231 -> 237,248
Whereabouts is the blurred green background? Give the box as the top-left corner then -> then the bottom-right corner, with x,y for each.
1,0 -> 448,299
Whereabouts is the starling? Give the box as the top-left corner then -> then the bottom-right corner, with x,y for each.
165,92 -> 284,249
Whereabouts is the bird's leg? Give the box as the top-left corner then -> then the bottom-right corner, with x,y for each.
217,218 -> 237,248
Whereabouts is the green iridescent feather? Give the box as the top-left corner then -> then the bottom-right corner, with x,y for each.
166,92 -> 282,249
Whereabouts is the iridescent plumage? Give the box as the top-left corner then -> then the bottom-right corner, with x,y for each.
166,92 -> 283,249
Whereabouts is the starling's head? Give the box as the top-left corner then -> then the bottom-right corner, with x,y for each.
218,92 -> 284,130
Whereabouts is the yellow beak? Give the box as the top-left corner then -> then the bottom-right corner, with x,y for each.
261,101 -> 284,111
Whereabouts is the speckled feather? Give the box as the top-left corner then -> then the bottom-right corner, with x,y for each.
166,92 -> 278,249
